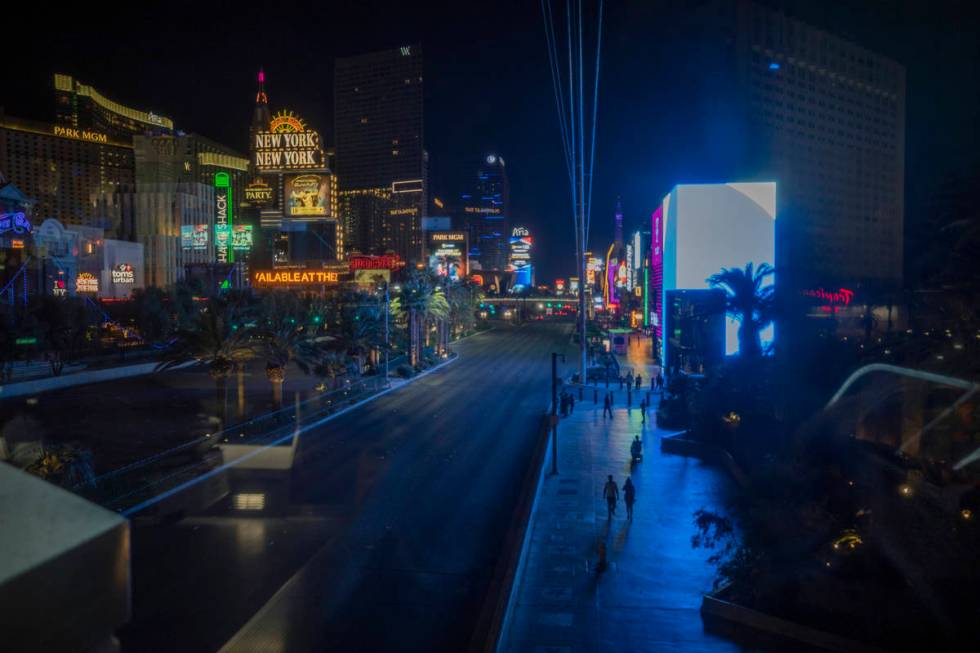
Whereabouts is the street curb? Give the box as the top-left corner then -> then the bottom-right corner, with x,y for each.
122,353 -> 459,517
471,411 -> 552,653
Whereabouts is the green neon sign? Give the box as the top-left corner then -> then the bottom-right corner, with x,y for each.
215,171 -> 234,263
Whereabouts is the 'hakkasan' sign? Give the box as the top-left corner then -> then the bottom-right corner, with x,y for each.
253,111 -> 323,171
253,270 -> 340,286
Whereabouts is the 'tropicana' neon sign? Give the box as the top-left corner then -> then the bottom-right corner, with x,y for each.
802,287 -> 854,306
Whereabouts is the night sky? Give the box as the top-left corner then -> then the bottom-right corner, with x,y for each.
5,0 -> 978,283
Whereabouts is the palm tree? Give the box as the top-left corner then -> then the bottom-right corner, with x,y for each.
393,271 -> 445,366
156,298 -> 257,427
446,280 -> 483,340
707,262 -> 775,358
259,325 -> 320,407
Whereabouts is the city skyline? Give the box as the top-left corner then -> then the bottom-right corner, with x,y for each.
4,0 -> 978,283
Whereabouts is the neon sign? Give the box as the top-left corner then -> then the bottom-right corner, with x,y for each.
253,270 -> 339,285
269,110 -> 307,134
215,171 -> 233,263
349,255 -> 405,271
111,263 -> 135,284
0,213 -> 31,235
802,287 -> 854,306
52,126 -> 108,143
76,272 -> 99,293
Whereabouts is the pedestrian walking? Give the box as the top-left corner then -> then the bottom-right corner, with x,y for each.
603,474 -> 619,519
623,477 -> 636,522
656,373 -> 664,393
619,376 -> 624,390
603,393 -> 612,419
641,402 -> 647,424
635,373 -> 642,389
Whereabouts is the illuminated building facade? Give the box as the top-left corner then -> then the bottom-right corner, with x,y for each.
654,182 -> 776,357
461,154 -> 509,272
54,73 -> 174,141
693,0 -> 905,287
134,134 -> 249,287
335,46 -> 426,262
246,71 -> 341,268
0,113 -> 134,236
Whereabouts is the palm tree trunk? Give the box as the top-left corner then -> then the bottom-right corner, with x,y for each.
273,381 -> 283,408
237,365 -> 246,417
216,375 -> 228,428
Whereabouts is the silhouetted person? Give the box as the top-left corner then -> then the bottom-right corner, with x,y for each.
603,394 -> 612,419
619,376 -> 624,390
623,477 -> 636,522
603,474 -> 619,519
635,373 -> 642,389
569,393 -> 575,414
630,435 -> 642,462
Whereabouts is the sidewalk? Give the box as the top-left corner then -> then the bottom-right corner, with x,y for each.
498,393 -> 742,651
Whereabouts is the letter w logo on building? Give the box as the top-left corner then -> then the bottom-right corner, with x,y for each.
400,46 -> 411,56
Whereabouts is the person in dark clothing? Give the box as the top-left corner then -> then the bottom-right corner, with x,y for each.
619,376 -> 624,390
569,393 -> 575,414
635,373 -> 642,389
623,477 -> 636,522
603,475 -> 619,519
603,394 -> 613,419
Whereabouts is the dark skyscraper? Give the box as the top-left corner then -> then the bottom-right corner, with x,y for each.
334,46 -> 425,262
690,0 -> 905,288
461,153 -> 509,273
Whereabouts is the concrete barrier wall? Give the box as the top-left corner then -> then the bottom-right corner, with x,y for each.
0,361 -> 195,399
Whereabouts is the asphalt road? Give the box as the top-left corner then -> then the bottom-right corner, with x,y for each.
118,321 -> 574,652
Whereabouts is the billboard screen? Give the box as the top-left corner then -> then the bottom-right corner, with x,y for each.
660,182 -> 776,356
427,231 -> 467,282
285,174 -> 330,217
244,177 -> 276,208
181,224 -> 209,249
232,225 -> 253,250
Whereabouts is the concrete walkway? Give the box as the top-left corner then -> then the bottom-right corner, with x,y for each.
498,385 -> 742,651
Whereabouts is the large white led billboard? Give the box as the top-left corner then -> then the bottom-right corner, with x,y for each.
658,182 -> 776,356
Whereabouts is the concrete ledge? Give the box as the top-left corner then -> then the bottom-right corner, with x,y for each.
660,432 -> 749,487
0,361 -> 195,399
0,463 -> 130,651
701,591 -> 887,653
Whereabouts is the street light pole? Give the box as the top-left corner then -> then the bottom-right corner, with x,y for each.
551,352 -> 565,475
384,282 -> 390,383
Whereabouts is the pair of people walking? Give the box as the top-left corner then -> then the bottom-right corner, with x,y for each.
603,474 -> 637,521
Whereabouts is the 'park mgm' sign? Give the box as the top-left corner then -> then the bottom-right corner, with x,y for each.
214,171 -> 234,264
253,110 -> 324,171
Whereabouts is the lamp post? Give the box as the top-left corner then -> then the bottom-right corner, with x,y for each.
381,281 -> 391,383
551,352 -> 566,475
